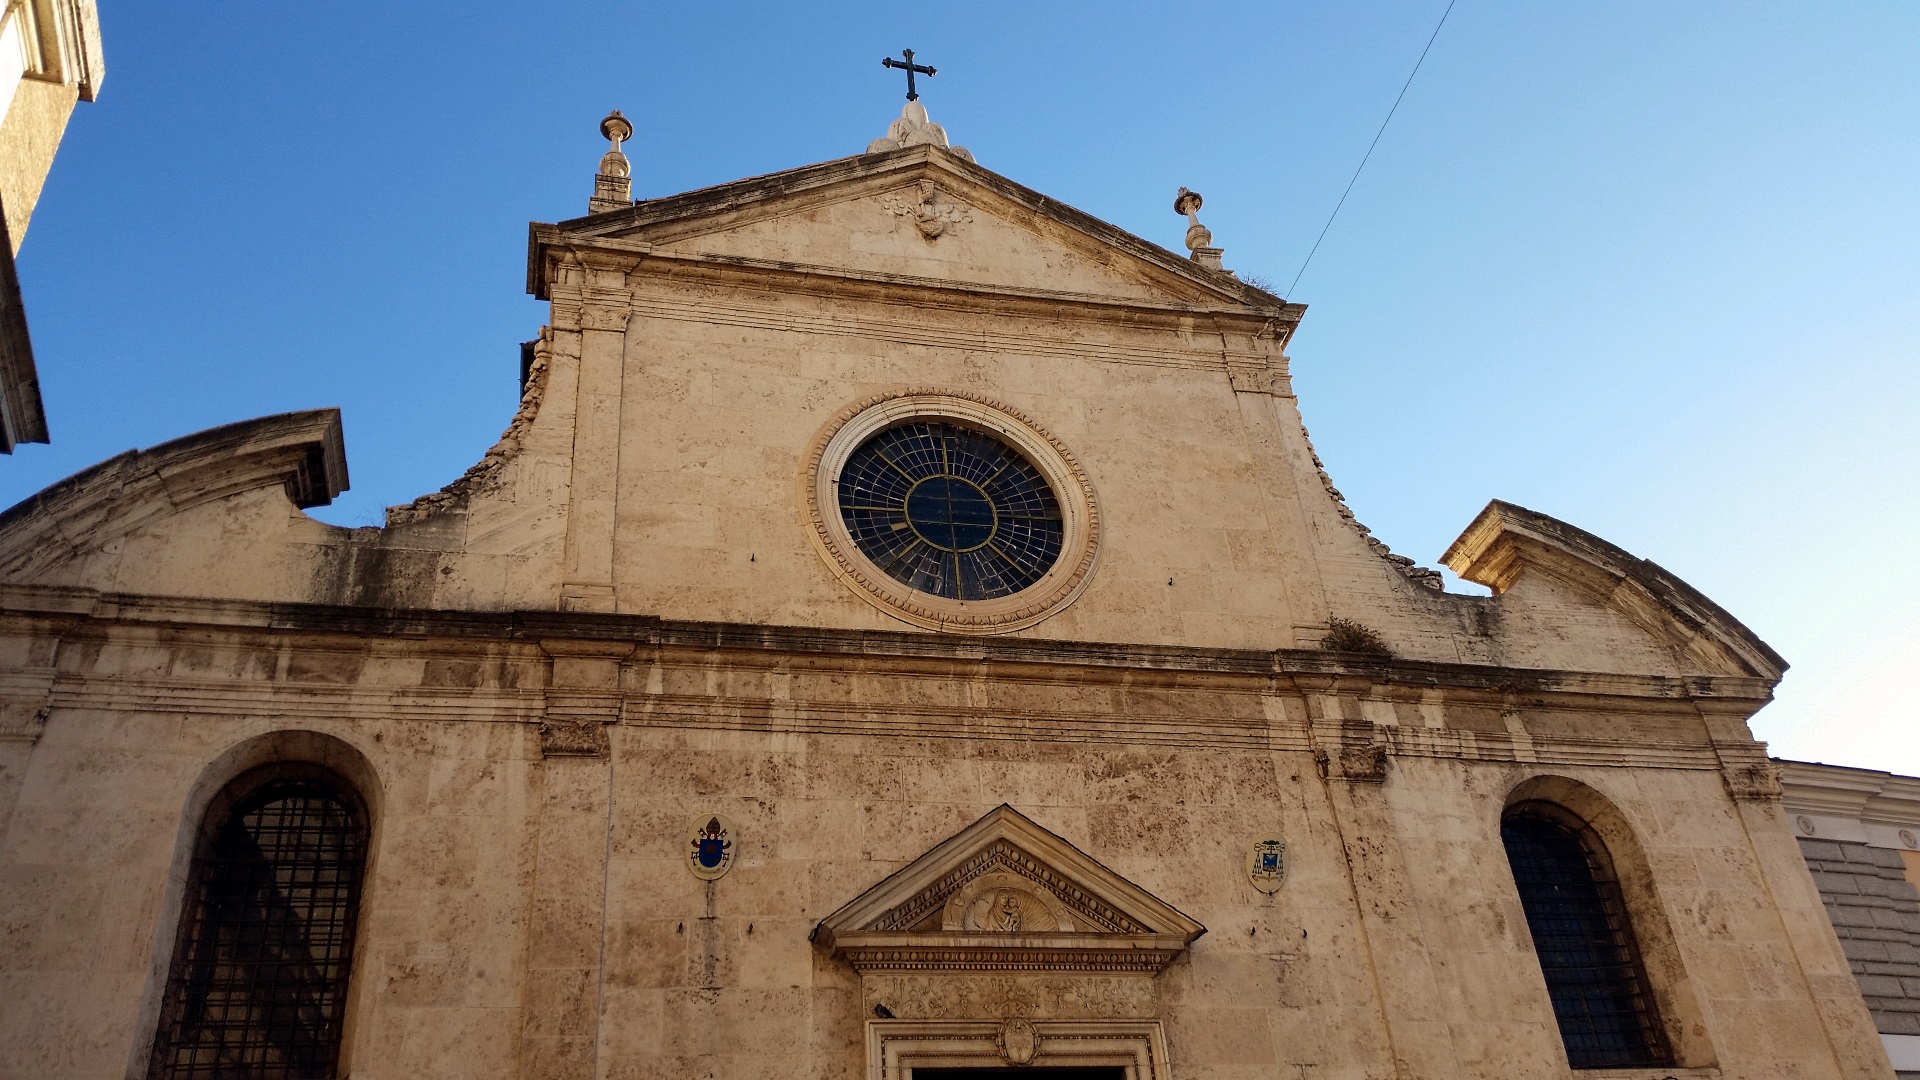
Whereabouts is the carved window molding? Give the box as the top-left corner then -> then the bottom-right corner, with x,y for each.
803,389 -> 1101,634
869,1019 -> 1170,1080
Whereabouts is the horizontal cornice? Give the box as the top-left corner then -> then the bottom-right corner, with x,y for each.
534,232 -> 1300,334
532,145 -> 1285,312
0,584 -> 1779,707
1779,758 -> 1920,824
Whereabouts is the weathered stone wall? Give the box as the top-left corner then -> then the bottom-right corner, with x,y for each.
0,603 -> 1890,1079
0,76 -> 78,252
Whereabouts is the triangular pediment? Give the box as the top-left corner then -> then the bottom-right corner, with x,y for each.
532,146 -> 1296,317
813,805 -> 1204,974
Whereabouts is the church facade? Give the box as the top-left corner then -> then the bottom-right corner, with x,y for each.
0,101 -> 1895,1079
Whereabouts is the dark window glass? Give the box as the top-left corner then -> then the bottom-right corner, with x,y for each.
150,769 -> 368,1080
839,421 -> 1064,600
913,1071 -> 1125,1080
1502,812 -> 1671,1069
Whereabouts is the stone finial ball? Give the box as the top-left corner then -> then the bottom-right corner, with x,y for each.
600,110 -> 634,143
1173,187 -> 1203,216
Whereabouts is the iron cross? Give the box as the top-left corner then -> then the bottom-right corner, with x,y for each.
881,48 -> 936,102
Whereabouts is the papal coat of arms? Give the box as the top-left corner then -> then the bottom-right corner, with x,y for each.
687,814 -> 737,880
1247,833 -> 1286,894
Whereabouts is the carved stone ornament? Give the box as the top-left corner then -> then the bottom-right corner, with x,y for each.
943,871 -> 1077,932
687,813 -> 737,880
1173,186 -> 1224,270
538,719 -> 609,759
998,1018 -> 1039,1065
1723,761 -> 1784,802
1316,742 -> 1388,784
1343,744 -> 1389,783
866,99 -> 976,163
814,804 -> 1205,975
883,180 -> 972,240
1246,834 -> 1287,894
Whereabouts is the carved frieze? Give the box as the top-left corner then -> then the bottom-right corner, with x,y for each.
863,973 -> 1156,1022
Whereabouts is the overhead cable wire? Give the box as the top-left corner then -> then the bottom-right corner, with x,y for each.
1287,0 -> 1457,297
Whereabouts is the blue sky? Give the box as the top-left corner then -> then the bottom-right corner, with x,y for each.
7,2 -> 1917,770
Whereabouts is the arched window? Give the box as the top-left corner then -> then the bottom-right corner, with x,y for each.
149,764 -> 369,1080
1502,804 -> 1672,1070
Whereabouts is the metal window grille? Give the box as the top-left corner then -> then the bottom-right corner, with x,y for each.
150,774 -> 368,1080
838,420 -> 1065,600
1501,813 -> 1672,1069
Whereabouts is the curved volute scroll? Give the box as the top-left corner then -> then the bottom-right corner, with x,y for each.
1442,499 -> 1787,681
812,804 -> 1205,974
0,409 -> 347,583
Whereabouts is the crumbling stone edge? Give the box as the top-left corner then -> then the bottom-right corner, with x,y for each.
385,328 -> 552,527
1299,421 -> 1445,591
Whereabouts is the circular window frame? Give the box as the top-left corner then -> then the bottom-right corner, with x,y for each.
803,390 -> 1100,634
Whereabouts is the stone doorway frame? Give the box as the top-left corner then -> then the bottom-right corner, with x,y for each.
868,1019 -> 1170,1080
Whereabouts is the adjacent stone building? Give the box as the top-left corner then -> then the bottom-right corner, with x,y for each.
0,0 -> 104,451
0,99 -> 1897,1079
1783,760 -> 1920,1077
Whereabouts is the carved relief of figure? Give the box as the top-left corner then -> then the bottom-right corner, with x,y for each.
993,891 -> 1024,932
941,872 -> 1074,932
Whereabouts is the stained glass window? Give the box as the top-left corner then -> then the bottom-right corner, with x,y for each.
150,767 -> 368,1080
838,421 -> 1065,600
1501,811 -> 1671,1069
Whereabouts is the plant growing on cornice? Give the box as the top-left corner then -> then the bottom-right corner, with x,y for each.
1322,617 -> 1393,658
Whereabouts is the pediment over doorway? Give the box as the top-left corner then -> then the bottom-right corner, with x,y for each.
813,805 -> 1205,974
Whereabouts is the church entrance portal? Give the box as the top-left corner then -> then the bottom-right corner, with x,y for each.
913,1060 -> 1121,1068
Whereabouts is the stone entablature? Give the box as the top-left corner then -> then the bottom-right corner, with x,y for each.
0,584 -> 1886,1079
1784,760 -> 1920,853
0,582 -> 1784,767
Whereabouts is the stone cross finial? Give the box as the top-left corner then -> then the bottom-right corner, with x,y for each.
589,110 -> 634,214
1174,187 -> 1225,270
